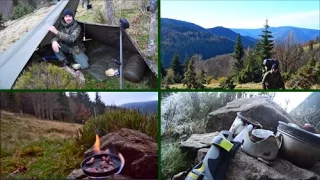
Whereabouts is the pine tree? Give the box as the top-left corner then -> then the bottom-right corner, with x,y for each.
57,92 -> 71,121
182,59 -> 196,89
182,58 -> 203,89
160,61 -> 167,77
199,69 -> 206,84
233,34 -> 244,72
183,56 -> 190,74
0,13 -> 5,30
170,53 -> 183,83
259,19 -> 274,60
94,92 -> 106,116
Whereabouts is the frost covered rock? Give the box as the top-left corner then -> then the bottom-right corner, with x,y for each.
206,96 -> 299,133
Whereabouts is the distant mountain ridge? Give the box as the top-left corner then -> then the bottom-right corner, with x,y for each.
120,101 -> 158,114
161,18 -> 319,68
161,18 -> 256,68
231,26 -> 320,43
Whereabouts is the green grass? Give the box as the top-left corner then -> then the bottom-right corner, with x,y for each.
161,140 -> 192,180
82,71 -> 155,90
0,112 -> 83,179
1,139 -> 82,179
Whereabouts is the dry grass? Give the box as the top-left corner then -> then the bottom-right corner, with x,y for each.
0,111 -> 83,179
1,111 -> 82,145
168,82 -> 279,89
0,6 -> 54,53
303,43 -> 320,51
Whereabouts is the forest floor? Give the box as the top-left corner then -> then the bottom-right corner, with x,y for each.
0,111 -> 83,179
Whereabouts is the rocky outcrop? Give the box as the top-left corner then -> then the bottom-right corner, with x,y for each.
206,97 -> 299,133
225,150 -> 320,180
179,131 -> 320,180
180,132 -> 219,159
73,128 -> 157,179
66,169 -> 133,179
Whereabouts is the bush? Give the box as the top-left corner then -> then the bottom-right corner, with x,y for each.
163,69 -> 175,85
75,109 -> 158,152
14,63 -> 83,89
13,4 -> 34,20
282,72 -> 291,82
205,75 -> 214,85
219,76 -> 236,89
217,77 -> 227,84
287,57 -> 320,89
161,142 -> 190,180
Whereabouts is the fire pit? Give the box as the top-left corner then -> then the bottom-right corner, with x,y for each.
81,134 -> 125,179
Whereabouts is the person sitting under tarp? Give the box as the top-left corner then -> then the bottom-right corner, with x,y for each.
48,8 -> 89,69
262,64 -> 285,90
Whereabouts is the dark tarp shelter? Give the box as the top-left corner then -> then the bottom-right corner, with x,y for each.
0,0 -> 157,89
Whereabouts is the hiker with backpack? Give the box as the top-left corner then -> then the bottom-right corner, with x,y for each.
48,8 -> 89,70
262,63 -> 285,90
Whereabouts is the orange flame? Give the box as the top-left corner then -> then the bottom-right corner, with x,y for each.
93,134 -> 100,153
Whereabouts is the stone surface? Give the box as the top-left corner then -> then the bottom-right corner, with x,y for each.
195,148 -> 209,164
180,132 -> 219,159
206,96 -> 299,133
225,150 -> 320,180
84,128 -> 158,179
66,169 -> 133,179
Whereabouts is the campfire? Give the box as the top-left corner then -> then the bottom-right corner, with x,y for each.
81,134 -> 125,179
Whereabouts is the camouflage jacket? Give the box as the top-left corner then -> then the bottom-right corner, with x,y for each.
262,71 -> 285,89
51,18 -> 85,55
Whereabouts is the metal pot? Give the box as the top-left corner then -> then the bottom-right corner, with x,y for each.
242,129 -> 281,161
229,112 -> 262,137
277,121 -> 320,168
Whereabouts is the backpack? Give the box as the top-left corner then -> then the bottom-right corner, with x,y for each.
263,59 -> 279,71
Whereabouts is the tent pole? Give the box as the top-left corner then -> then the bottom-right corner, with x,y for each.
120,26 -> 123,89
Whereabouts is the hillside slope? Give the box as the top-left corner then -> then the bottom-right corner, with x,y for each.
161,18 -> 256,68
161,18 -> 236,68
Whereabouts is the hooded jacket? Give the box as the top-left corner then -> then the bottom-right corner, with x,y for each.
51,16 -> 85,55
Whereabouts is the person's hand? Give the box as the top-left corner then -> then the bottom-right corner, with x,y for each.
52,41 -> 61,53
48,26 -> 58,34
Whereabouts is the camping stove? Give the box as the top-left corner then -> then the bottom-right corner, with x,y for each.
81,153 -> 124,180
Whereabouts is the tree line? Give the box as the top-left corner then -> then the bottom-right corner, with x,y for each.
0,92 -> 118,124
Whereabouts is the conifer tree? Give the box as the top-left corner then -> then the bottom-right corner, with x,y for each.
260,19 -> 274,60
182,58 -> 203,89
233,34 -> 244,72
199,69 -> 206,84
170,53 -> 183,82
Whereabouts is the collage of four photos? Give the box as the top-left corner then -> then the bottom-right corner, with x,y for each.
0,0 -> 319,179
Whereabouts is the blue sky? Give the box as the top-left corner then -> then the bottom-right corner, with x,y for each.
161,0 -> 320,29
